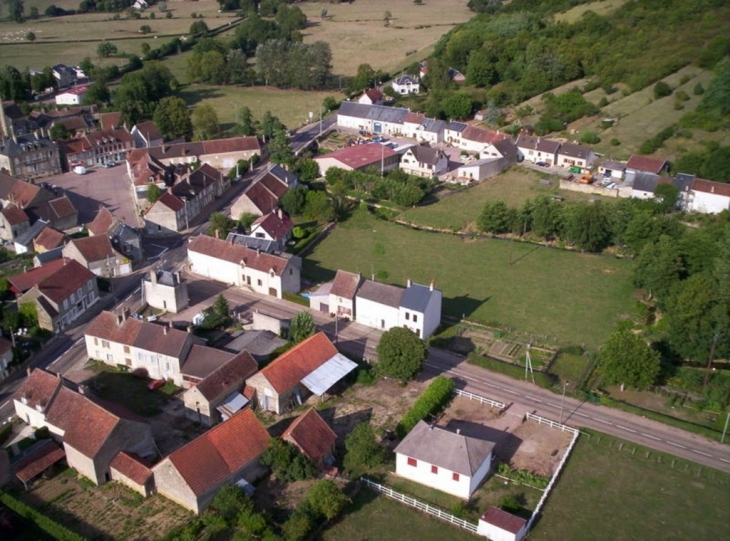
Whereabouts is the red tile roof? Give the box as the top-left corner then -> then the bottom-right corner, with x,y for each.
626,155 -> 667,174
240,181 -> 280,215
33,227 -> 66,251
188,234 -> 295,276
12,440 -> 66,484
481,507 -> 527,534
13,368 -> 62,410
7,258 -> 68,294
65,235 -> 117,263
154,191 -> 185,213
35,260 -> 95,304
202,137 -> 262,154
195,351 -> 258,401
1,205 -> 29,225
86,311 -> 144,347
257,332 -> 337,393
110,451 -> 152,485
316,143 -> 399,170
259,173 -> 289,199
330,270 -> 362,299
282,408 -> 336,462
405,112 -> 426,125
462,126 -> 510,145
251,211 -> 293,242
87,206 -> 115,236
161,408 -> 270,496
364,88 -> 383,102
48,196 -> 77,220
100,112 -> 122,130
691,178 -> 730,198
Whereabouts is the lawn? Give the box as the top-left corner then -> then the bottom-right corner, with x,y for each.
400,167 -> 601,231
318,487 -> 480,541
553,0 -> 629,23
304,209 -> 635,347
548,352 -> 593,386
531,430 -> 730,540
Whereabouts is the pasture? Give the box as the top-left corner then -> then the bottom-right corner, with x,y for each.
304,209 -> 635,347
553,0 -> 629,23
531,430 -> 730,541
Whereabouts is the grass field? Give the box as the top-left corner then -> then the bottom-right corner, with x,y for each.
531,430 -> 730,540
553,0 -> 629,23
400,167 -> 602,231
304,209 -> 635,347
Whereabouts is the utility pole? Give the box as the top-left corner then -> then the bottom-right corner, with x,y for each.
702,332 -> 720,391
722,411 -> 730,444
560,381 -> 570,424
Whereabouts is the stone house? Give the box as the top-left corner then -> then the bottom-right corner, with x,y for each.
282,408 -> 337,468
32,226 -> 66,253
109,451 -> 154,497
142,269 -> 189,314
0,205 -> 30,242
314,143 -> 400,177
230,164 -> 298,218
87,206 -> 143,262
60,128 -> 134,168
62,235 -> 132,277
0,134 -> 62,180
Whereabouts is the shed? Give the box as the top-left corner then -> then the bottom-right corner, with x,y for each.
477,507 -> 528,541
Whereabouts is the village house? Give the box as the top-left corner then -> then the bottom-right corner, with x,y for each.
248,209 -> 294,251
625,154 -> 668,177
394,420 -> 495,499
142,269 -> 189,314
55,86 -> 87,106
246,332 -> 357,414
514,135 -> 561,166
131,121 -> 164,149
230,164 -> 297,218
0,205 -> 30,242
52,64 -> 78,88
282,408 -> 337,468
458,126 -> 510,154
456,158 -> 507,185
109,451 -> 154,497
392,75 -> 420,95
314,143 -> 400,177
399,145 -> 448,178
99,112 -> 122,131
7,257 -> 68,296
13,368 -> 156,486
353,279 -> 404,332
179,345 -> 242,390
87,206 -> 144,262
32,226 -> 66,253
597,159 -> 626,180
477,507 -> 529,541
61,128 -> 135,168
444,121 -> 468,146
337,101 -> 409,136
13,220 -> 49,254
144,191 -> 187,235
62,235 -> 132,277
152,408 -> 270,514
327,270 -> 363,319
27,106 -> 95,135
358,88 -> 384,105
17,259 -> 99,333
556,142 -> 596,172
396,279 -> 442,339
629,172 -> 662,200
187,234 -> 301,299
182,350 -> 258,426
34,195 -> 78,232
0,133 -> 62,180
685,176 -> 730,214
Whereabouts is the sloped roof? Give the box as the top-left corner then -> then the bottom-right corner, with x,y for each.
240,181 -> 280,215
356,279 -> 404,308
187,235 -> 297,277
87,206 -> 116,236
491,139 -> 519,163
300,353 -> 357,396
134,121 -> 162,143
282,409 -> 337,462
134,322 -> 191,359
408,145 -> 443,166
394,420 -> 495,476
394,75 -> 419,86
632,172 -> 660,193
7,258 -> 68,294
259,172 -> 289,199
0,173 -> 42,208
626,154 -> 667,174
256,332 -> 337,394
202,137 -> 261,155
12,440 -> 66,484
1,205 -> 29,225
462,126 -> 509,145
315,143 -> 399,170
481,507 -> 527,534
14,219 -> 47,247
251,211 -> 294,242
33,227 -> 65,251
691,177 -> 730,198
85,311 -> 144,347
65,235 -> 118,263
514,135 -> 561,154
405,112 -> 426,125
364,88 -> 384,102
160,408 -> 270,497
401,282 -> 438,312
559,142 -> 593,159
110,451 -> 152,485
152,191 -> 185,213
330,270 -> 363,299
180,344 -> 238,380
99,112 -> 122,130
194,351 -> 258,401
35,260 -> 95,304
13,368 -> 62,409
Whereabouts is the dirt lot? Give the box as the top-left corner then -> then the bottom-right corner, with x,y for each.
18,468 -> 191,541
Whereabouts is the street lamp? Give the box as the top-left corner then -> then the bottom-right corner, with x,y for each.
560,381 -> 570,424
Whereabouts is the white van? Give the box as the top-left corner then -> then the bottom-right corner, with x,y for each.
73,165 -> 87,175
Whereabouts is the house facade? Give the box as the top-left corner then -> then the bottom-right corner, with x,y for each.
144,191 -> 188,235
392,75 -> 420,95
62,235 -> 132,277
394,420 -> 495,499
399,145 -> 448,178
0,205 -> 30,242
477,507 -> 528,541
457,158 -> 506,184
329,270 -> 363,319
143,270 -> 189,314
515,135 -> 561,165
187,234 -> 301,299
126,136 -> 262,172
556,143 -> 596,172
131,121 -> 164,149
248,210 -> 294,250
87,206 -> 144,262
687,177 -> 730,214
354,279 -> 403,331
55,87 -> 87,106
61,128 -> 134,168
0,134 -> 62,180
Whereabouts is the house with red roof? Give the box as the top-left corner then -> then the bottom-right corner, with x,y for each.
182,350 -> 258,426
230,164 -> 298,218
55,86 -> 88,106
32,226 -> 66,253
248,209 -> 294,250
282,408 -> 337,467
187,234 -> 301,299
687,176 -> 730,214
110,451 -> 154,496
626,154 -> 668,176
314,143 -> 400,176
87,205 -> 144,262
13,368 -> 155,486
358,88 -> 384,105
17,259 -> 99,333
143,190 -> 188,235
458,126 -> 510,154
0,204 -> 30,242
60,128 -> 134,168
477,507 -> 528,541
246,332 -> 357,414
153,408 -> 270,514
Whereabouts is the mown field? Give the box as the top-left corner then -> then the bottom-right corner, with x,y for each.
304,209 -> 635,347
531,430 -> 730,541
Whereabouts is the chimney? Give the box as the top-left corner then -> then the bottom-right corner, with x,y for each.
150,269 -> 157,284
407,278 -> 412,288
215,229 -> 220,239
429,280 -> 434,292
163,326 -> 168,335
256,247 -> 260,256
456,428 -> 461,435
123,307 -> 130,321
27,367 -> 32,377
186,325 -> 192,333
277,207 -> 283,219
175,271 -> 181,284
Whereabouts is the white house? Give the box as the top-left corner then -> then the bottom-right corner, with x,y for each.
444,121 -> 468,146
416,118 -> 446,145
248,210 -> 294,250
399,280 -> 442,339
456,158 -> 504,184
514,135 -> 561,165
392,75 -> 420,95
597,160 -> 626,180
336,102 -> 408,135
477,507 -> 528,541
556,142 -> 596,172
630,172 -> 661,200
358,88 -> 384,105
187,234 -> 301,299
399,145 -> 448,178
354,280 -> 403,331
687,177 -> 730,214
394,420 -> 495,499
459,126 -> 509,154
328,270 -> 363,320
55,86 -> 87,105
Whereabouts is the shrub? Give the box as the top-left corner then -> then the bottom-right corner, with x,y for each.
396,376 -> 454,438
261,438 -> 316,481
610,138 -> 621,146
344,423 -> 386,475
598,96 -> 609,107
131,367 -> 149,379
653,81 -> 672,99
693,82 -> 704,95
580,131 -> 600,144
675,90 -> 690,102
496,463 -> 549,489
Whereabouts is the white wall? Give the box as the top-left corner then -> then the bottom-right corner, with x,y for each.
477,521 -> 526,541
689,192 -> 730,214
395,452 -> 473,499
189,250 -> 242,286
315,156 -> 353,177
56,93 -> 84,105
337,114 -> 369,132
422,290 -> 443,340
355,297 -> 399,331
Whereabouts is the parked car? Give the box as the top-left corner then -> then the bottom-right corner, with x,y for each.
73,166 -> 86,175
536,161 -> 549,167
148,379 -> 166,391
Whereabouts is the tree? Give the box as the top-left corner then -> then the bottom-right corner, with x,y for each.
0,64 -> 31,102
207,211 -> 236,238
282,185 -> 308,215
634,235 -> 684,305
192,104 -> 219,140
478,200 -> 510,234
322,95 -> 338,112
146,183 -> 163,203
349,63 -> 375,94
201,294 -> 232,330
97,42 -> 118,59
343,423 -> 385,475
376,327 -> 428,383
84,81 -> 110,106
238,212 -> 258,231
50,123 -> 70,141
237,106 -> 256,136
5,0 -> 24,22
563,202 -> 612,252
26,32 -> 36,42
294,158 -> 319,183
598,330 -> 660,391
140,25 -> 152,34
653,183 -> 680,214
153,96 -> 192,140
305,480 -> 349,521
189,20 -> 209,36
667,274 -> 718,363
304,190 -> 336,222
290,311 -> 316,344
444,92 -> 473,119
269,128 -> 294,166
260,437 -> 315,481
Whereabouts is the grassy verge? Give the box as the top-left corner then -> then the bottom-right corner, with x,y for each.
532,429 -> 730,540
468,354 -> 554,389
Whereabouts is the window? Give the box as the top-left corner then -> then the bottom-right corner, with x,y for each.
452,472 -> 460,481
405,312 -> 410,321
407,457 -> 417,467
431,465 -> 438,474
413,314 -> 418,323
123,345 -> 130,354
94,338 -> 99,346
106,353 -> 113,362
102,340 -> 110,348
77,287 -> 83,298
257,279 -> 262,287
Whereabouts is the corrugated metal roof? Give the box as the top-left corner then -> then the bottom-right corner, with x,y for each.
301,353 -> 357,396
217,392 -> 249,420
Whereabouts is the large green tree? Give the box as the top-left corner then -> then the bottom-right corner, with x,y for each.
376,327 -> 428,383
667,273 -> 718,363
633,235 -> 684,305
153,96 -> 192,140
290,311 -> 316,344
305,480 -> 349,521
207,212 -> 236,238
192,104 -> 219,140
598,330 -> 661,391
343,423 -> 385,475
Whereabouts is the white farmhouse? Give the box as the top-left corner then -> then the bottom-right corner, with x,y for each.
392,75 -> 420,95
687,177 -> 730,214
354,280 -> 403,331
394,420 -> 495,499
400,145 -> 448,178
55,86 -> 87,106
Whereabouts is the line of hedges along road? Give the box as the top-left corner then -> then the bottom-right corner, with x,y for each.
396,376 -> 455,439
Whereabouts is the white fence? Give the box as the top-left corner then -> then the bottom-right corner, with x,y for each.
455,389 -> 505,410
526,412 -> 579,435
360,477 -> 479,534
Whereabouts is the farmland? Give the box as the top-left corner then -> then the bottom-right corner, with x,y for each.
304,209 -> 635,348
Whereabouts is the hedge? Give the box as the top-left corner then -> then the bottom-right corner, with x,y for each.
396,376 -> 454,438
0,492 -> 86,541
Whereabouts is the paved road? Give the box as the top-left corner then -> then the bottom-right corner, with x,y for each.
291,115 -> 337,154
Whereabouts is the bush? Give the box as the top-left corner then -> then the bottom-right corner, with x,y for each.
344,423 -> 386,475
675,90 -> 690,102
653,81 -> 673,99
496,463 -> 549,489
579,131 -> 600,144
693,82 -> 704,95
396,376 -> 454,438
610,138 -> 621,146
131,367 -> 149,379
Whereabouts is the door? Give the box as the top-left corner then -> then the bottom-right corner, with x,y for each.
320,303 -> 329,313
268,287 -> 277,297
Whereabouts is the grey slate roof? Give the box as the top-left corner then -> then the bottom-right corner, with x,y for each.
338,102 -> 409,124
395,75 -> 419,86
558,142 -> 593,159
15,220 -> 48,247
673,173 -> 695,192
400,282 -> 437,312
226,232 -> 277,254
409,145 -> 442,166
632,172 -> 660,193
394,420 -> 495,476
422,118 -> 446,133
446,121 -> 468,133
356,280 -> 404,308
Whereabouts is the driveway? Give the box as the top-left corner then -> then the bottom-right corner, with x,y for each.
41,165 -> 139,228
